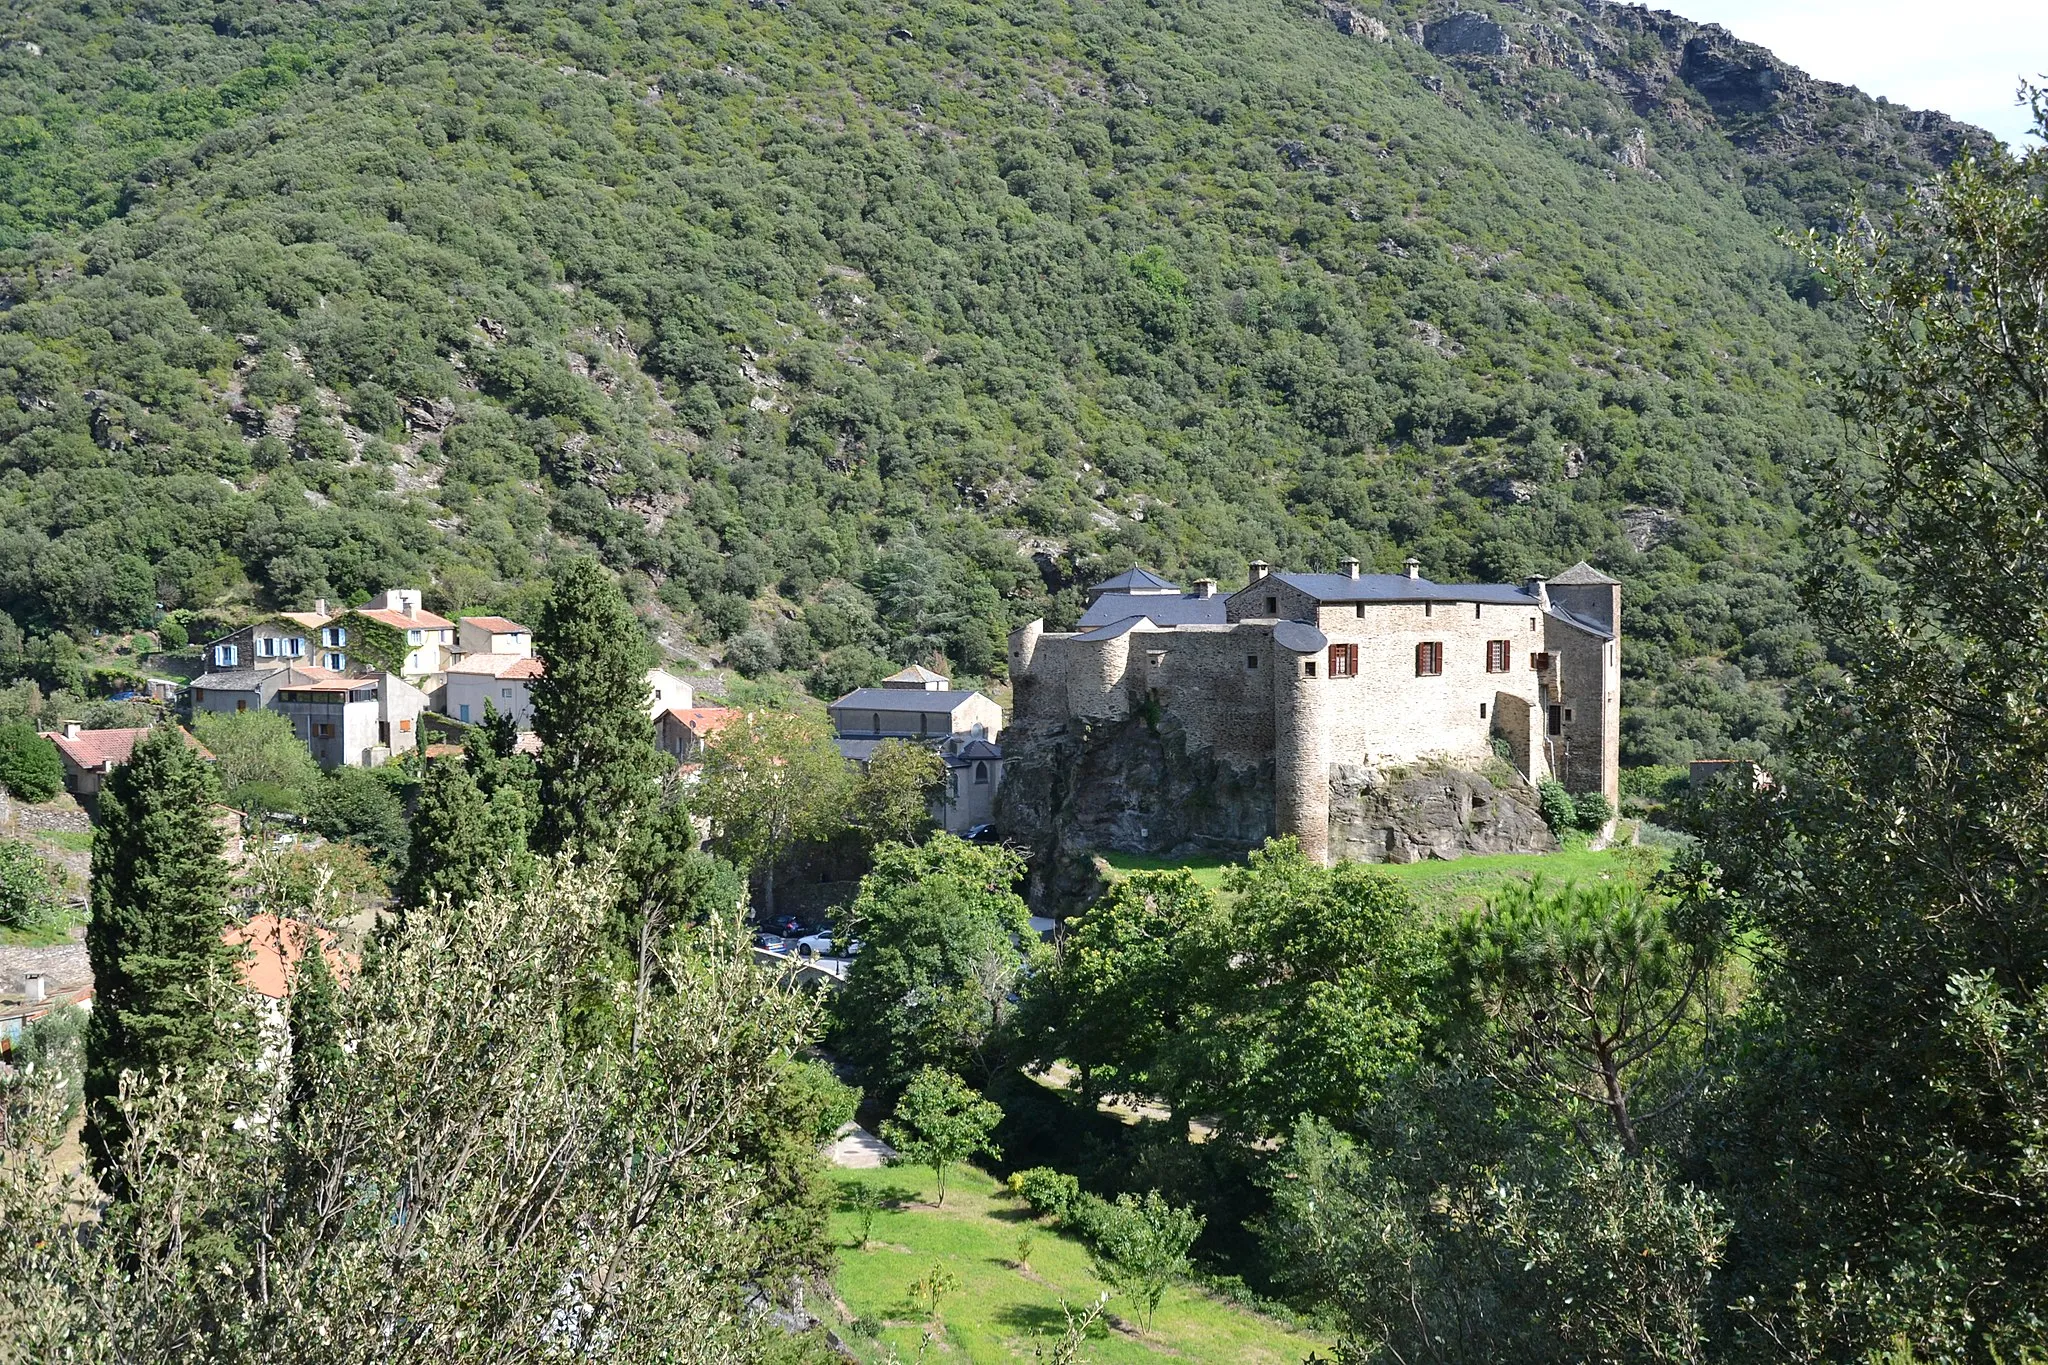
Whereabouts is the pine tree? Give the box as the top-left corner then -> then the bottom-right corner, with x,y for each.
398,756 -> 527,912
531,557 -> 663,857
83,726 -> 250,1176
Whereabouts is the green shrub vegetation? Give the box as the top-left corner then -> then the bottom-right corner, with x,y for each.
0,720 -> 63,802
0,0 -> 1980,757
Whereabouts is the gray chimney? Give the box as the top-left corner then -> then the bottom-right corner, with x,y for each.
1339,556 -> 1360,580
1526,575 -> 1551,609
1404,556 -> 1422,581
23,973 -> 45,1004
62,721 -> 80,741
1249,559 -> 1271,581
1192,578 -> 1218,599
313,597 -> 330,618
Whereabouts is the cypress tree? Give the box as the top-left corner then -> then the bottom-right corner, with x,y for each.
285,925 -> 343,1119
84,726 -> 250,1175
398,756 -> 526,912
531,557 -> 663,857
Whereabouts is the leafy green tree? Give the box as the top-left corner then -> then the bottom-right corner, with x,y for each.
83,726 -> 254,1179
530,557 -> 662,858
1442,878 -> 1722,1154
879,1067 -> 1003,1207
0,721 -> 62,802
0,837 -> 61,931
396,756 -> 528,913
841,1181 -> 885,1250
738,1058 -> 861,1281
1694,122 -> 2048,1356
850,738 -> 944,848
306,766 -> 409,868
3,844 -> 824,1359
192,708 -> 321,815
1084,1190 -> 1204,1331
832,836 -> 1035,1090
700,708 -> 853,917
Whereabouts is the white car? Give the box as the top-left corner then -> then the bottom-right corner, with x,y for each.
796,930 -> 861,959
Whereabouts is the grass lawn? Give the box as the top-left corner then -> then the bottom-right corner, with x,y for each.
38,830 -> 95,853
826,1164 -> 1326,1364
1101,839 -> 1667,920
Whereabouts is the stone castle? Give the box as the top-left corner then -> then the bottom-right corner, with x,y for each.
1005,558 -> 1620,866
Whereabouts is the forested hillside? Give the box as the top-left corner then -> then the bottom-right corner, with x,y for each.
0,0 -> 1994,760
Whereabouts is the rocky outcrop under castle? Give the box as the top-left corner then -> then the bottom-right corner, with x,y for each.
996,713 -> 1556,909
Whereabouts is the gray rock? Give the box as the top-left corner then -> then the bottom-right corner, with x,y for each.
1329,764 -> 1556,863
1424,12 -> 1512,58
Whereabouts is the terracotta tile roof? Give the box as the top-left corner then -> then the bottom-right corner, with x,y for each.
445,653 -> 535,677
514,731 -> 543,756
348,606 -> 455,631
224,914 -> 357,1001
41,725 -> 210,772
459,615 -> 529,633
500,657 -> 545,681
274,611 -> 329,628
664,705 -> 740,736
423,743 -> 466,759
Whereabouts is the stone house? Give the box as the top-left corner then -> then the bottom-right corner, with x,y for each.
319,589 -> 456,684
828,666 -> 1005,835
444,656 -> 692,732
269,674 -> 430,770
453,615 -> 532,660
657,705 -> 740,762
40,723 -> 209,798
1007,558 -> 1620,864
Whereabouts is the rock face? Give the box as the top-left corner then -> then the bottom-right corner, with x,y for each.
1423,13 -> 1511,58
1329,764 -> 1556,864
996,713 -> 1556,908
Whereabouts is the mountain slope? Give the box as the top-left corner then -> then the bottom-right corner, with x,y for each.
0,0 -> 1996,760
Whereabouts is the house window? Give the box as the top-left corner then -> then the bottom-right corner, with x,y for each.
459,704 -> 471,722
500,687 -> 513,699
1328,643 -> 1358,677
1416,642 -> 1444,676
1479,702 -> 1489,719
919,713 -> 930,735
1246,654 -> 1259,670
321,626 -> 347,647
257,637 -> 276,658
399,718 -> 412,732
1530,617 -> 1537,632
1264,595 -> 1278,615
214,644 -> 238,667
1564,707 -> 1575,723
286,636 -> 304,657
1548,704 -> 1563,736
1354,603 -> 1364,618
1532,651 -> 1552,671
378,721 -> 390,746
974,762 -> 989,785
1424,602 -> 1434,618
408,628 -> 423,645
1486,640 -> 1511,673
235,699 -> 247,713
1474,603 -> 1483,619
1303,660 -> 1317,678
324,652 -> 347,671
315,722 -> 334,738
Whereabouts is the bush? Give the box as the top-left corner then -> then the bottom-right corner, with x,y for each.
0,721 -> 64,802
1618,764 -> 1688,804
724,628 -> 781,677
1537,779 -> 1577,834
0,838 -> 62,931
1571,791 -> 1614,831
308,765 -> 411,866
155,617 -> 189,650
1007,1166 -> 1083,1222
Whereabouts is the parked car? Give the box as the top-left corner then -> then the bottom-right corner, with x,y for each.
768,915 -> 806,939
796,929 -> 862,959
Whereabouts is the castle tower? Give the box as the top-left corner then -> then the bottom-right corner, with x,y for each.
1545,562 -> 1622,814
1271,620 -> 1331,864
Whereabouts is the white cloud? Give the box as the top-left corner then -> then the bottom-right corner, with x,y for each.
1671,0 -> 2044,147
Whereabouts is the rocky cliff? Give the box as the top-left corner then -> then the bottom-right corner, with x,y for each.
996,713 -> 1555,908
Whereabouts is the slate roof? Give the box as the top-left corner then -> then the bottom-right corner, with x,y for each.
829,688 -> 986,714
191,664 -> 339,691
1077,593 -> 1230,629
1088,566 -> 1179,595
881,663 -> 950,686
1259,572 -> 1544,607
1549,560 -> 1620,586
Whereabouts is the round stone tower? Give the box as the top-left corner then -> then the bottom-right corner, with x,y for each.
1271,621 -> 1331,864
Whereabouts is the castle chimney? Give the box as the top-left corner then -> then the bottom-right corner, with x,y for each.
1249,559 -> 1270,581
63,721 -> 81,741
1339,556 -> 1360,580
1404,556 -> 1422,581
1192,578 -> 1217,599
1526,575 -> 1551,609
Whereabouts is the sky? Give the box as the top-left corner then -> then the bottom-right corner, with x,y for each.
1670,0 -> 2044,148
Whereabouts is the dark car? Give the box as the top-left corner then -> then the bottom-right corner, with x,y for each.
769,915 -> 806,938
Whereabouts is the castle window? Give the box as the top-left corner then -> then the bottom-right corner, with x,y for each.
1532,651 -> 1552,671
1474,603 -> 1482,620
1530,617 -> 1537,632
1548,704 -> 1563,736
1424,602 -> 1433,618
1564,707 -> 1575,723
974,761 -> 989,785
1479,702 -> 1488,719
1355,603 -> 1364,618
1486,639 -> 1511,673
1416,642 -> 1444,676
871,712 -> 881,733
1328,643 -> 1358,677
1147,651 -> 1165,668
1246,654 -> 1259,670
1303,660 -> 1317,678
1265,595 -> 1278,615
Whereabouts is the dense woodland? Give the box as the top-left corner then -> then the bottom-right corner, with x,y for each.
0,0 -> 1993,759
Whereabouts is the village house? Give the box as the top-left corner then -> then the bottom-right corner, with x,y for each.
657,705 -> 741,762
1008,558 -> 1621,864
39,723 -> 210,798
828,665 -> 1006,835
269,674 -> 430,770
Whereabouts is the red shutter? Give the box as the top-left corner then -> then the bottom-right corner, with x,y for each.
1416,642 -> 1428,676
